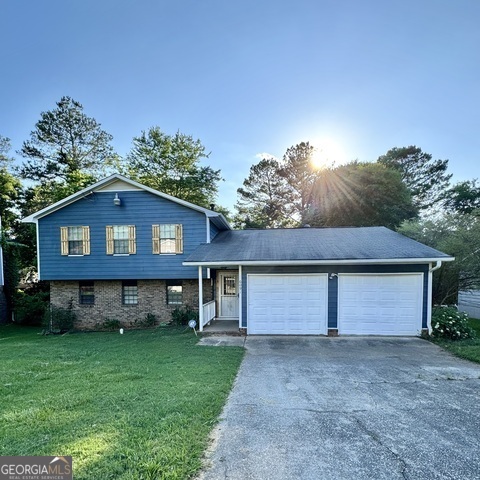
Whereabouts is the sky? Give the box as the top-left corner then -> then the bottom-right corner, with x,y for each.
1,0 -> 479,211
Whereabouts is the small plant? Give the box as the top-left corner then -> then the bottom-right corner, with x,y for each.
130,313 -> 157,328
100,318 -> 122,331
43,303 -> 76,333
431,306 -> 476,340
171,305 -> 198,326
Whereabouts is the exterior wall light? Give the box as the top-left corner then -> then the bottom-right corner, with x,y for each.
113,193 -> 121,206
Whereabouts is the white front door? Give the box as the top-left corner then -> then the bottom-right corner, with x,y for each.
218,272 -> 239,319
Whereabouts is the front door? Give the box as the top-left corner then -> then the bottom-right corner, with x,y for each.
218,271 -> 239,319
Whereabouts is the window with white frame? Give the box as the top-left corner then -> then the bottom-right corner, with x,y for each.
60,226 -> 90,256
106,225 -> 136,255
152,224 -> 183,254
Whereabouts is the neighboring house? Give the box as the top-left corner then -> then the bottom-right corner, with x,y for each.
458,290 -> 480,319
23,173 -> 454,336
0,217 -> 6,324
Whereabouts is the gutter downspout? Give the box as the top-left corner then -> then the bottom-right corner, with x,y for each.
427,261 -> 442,334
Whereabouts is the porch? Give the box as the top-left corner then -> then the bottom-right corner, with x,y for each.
198,267 -> 242,333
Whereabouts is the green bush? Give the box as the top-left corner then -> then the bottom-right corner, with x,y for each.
171,305 -> 198,326
130,313 -> 157,328
14,290 -> 49,326
44,305 -> 76,333
98,318 -> 122,331
431,306 -> 476,340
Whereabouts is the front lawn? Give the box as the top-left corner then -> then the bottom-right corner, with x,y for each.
0,325 -> 244,479
432,317 -> 480,364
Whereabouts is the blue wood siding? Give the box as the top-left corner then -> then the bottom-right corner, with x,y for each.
210,222 -> 220,241
241,264 -> 430,329
38,191 -> 208,280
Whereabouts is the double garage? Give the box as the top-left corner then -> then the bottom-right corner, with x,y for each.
247,273 -> 424,336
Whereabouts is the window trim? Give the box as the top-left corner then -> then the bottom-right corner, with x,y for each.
122,280 -> 138,305
60,226 -> 90,256
79,280 -> 95,305
106,225 -> 136,255
152,224 -> 183,255
166,280 -> 183,305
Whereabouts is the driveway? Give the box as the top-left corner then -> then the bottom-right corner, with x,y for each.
198,337 -> 480,480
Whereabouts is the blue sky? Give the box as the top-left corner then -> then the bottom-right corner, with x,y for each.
1,0 -> 479,210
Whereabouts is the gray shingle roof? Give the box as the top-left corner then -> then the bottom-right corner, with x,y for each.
184,227 -> 453,265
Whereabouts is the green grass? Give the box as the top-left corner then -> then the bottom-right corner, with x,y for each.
432,318 -> 480,364
0,325 -> 244,479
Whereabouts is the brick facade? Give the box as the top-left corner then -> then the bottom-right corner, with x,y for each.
50,279 -> 214,330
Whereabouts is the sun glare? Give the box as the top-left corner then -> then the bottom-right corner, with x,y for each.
310,137 -> 347,170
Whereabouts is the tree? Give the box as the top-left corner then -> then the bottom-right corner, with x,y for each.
443,179 -> 480,214
377,146 -> 451,210
234,157 -> 294,228
399,213 -> 480,304
306,162 -> 417,228
278,142 -> 320,223
125,127 -> 222,207
0,136 -> 21,232
18,96 -> 117,183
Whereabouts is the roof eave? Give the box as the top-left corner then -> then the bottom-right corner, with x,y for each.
21,173 -> 232,229
183,257 -> 455,267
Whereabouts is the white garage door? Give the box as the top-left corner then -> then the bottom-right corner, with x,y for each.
247,274 -> 328,335
338,274 -> 423,335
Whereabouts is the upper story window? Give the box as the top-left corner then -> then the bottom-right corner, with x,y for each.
152,224 -> 183,254
60,226 -> 90,256
79,281 -> 94,304
106,225 -> 136,255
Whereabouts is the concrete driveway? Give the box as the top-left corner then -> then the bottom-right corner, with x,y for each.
198,336 -> 480,480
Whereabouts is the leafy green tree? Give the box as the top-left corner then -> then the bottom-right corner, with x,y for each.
125,126 -> 222,208
278,142 -> 320,223
235,158 -> 294,228
306,162 -> 417,228
377,146 -> 451,210
443,179 -> 480,214
399,213 -> 480,304
18,96 -> 118,183
0,136 -> 21,232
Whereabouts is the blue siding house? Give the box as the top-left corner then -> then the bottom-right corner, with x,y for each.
24,174 -> 454,335
22,174 -> 230,329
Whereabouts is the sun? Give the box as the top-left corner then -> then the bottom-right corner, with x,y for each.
310,137 -> 347,170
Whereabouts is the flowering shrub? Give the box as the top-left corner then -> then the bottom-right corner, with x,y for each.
431,306 -> 475,340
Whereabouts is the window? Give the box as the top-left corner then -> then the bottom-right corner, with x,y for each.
79,281 -> 94,305
166,281 -> 183,305
152,224 -> 183,254
60,226 -> 90,256
106,225 -> 136,255
122,280 -> 138,305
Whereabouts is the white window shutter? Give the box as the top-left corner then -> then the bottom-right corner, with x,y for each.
175,224 -> 183,254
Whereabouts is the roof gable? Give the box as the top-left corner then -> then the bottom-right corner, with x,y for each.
22,174 -> 231,230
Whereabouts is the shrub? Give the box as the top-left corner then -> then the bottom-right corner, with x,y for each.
44,305 -> 76,333
98,318 -> 122,331
431,306 -> 475,340
130,313 -> 157,328
171,305 -> 198,326
14,290 -> 49,326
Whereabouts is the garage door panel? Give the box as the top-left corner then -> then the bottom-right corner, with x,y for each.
338,274 -> 422,336
248,274 -> 328,335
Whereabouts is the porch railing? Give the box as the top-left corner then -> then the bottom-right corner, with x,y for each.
201,300 -> 216,328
